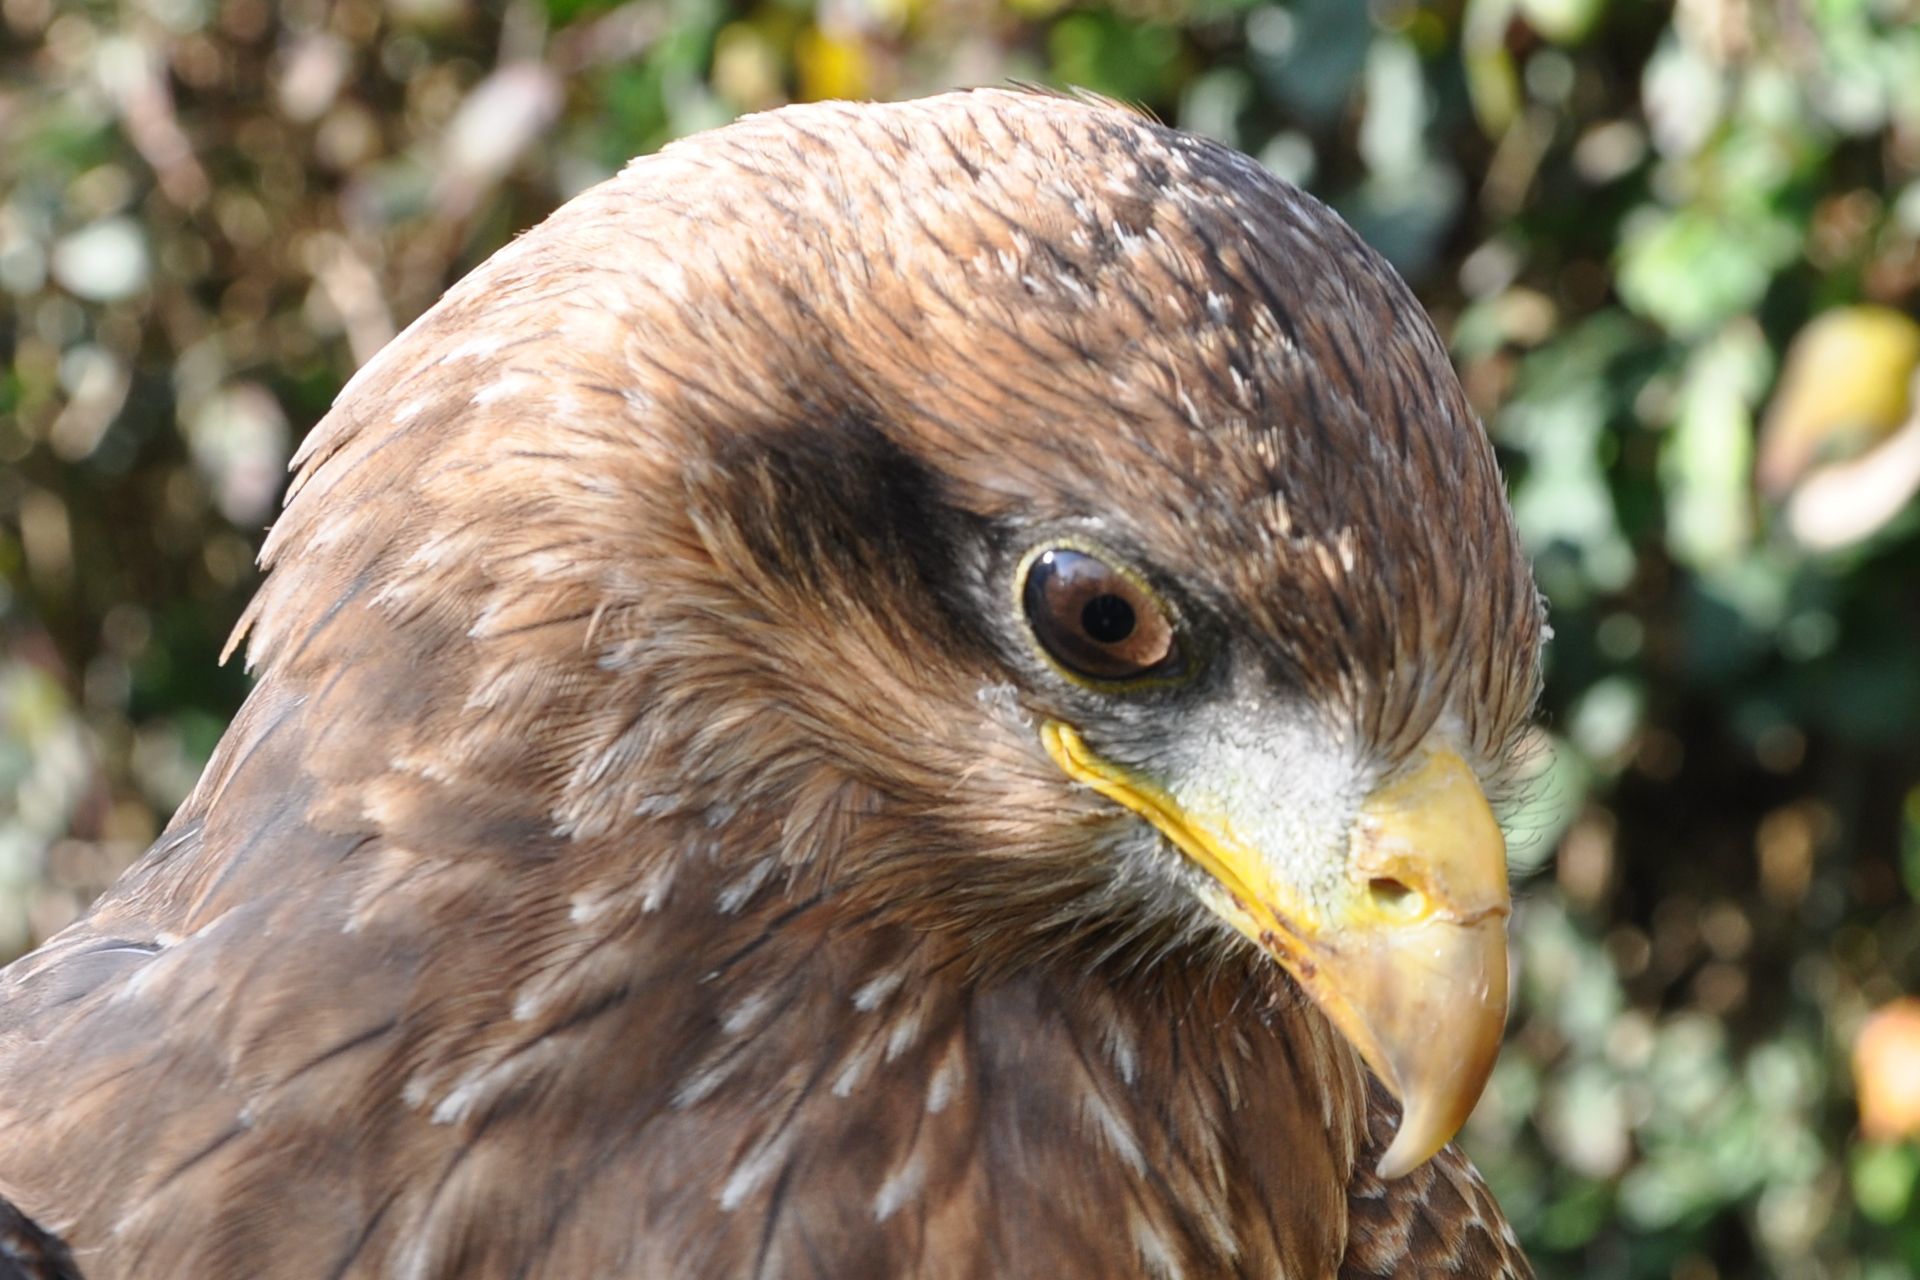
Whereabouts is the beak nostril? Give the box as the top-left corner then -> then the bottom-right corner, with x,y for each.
1368,877 -> 1426,920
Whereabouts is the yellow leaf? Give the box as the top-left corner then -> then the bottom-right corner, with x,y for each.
1758,305 -> 1920,497
795,28 -> 870,103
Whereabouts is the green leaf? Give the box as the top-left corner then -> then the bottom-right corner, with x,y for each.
1853,1141 -> 1920,1225
1616,206 -> 1799,338
1660,321 -> 1768,569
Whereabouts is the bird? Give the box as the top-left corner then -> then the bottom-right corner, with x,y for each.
0,89 -> 1543,1278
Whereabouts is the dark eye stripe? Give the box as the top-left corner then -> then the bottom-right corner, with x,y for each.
1022,548 -> 1177,682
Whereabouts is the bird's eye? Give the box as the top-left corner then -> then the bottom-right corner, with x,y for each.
1021,548 -> 1178,682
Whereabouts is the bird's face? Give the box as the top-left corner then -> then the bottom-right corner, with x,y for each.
704,95 -> 1551,1176
985,533 -> 1515,1177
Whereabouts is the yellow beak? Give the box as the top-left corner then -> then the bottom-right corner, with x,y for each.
1042,722 -> 1511,1178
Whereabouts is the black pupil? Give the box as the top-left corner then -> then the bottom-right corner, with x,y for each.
1080,594 -> 1136,644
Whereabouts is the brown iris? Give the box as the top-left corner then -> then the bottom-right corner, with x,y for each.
1021,548 -> 1178,681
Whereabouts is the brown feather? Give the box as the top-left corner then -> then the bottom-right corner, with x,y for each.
0,90 -> 1536,1277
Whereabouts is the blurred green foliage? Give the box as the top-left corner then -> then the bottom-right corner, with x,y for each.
4,0 -> 1920,1275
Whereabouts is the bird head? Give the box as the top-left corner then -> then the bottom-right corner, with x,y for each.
234,90 -> 1543,1179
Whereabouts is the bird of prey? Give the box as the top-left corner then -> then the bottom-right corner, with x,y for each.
0,90 -> 1542,1278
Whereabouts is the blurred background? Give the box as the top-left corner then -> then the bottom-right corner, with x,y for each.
3,0 -> 1919,1274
